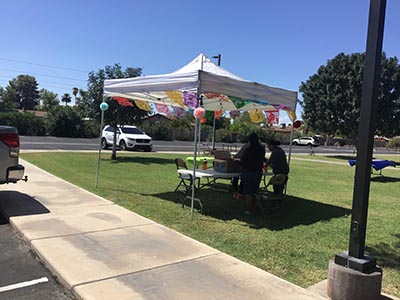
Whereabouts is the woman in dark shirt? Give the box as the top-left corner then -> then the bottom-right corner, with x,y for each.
240,133 -> 265,214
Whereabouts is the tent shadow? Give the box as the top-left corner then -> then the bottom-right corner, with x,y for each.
370,176 -> 400,183
105,156 -> 175,165
151,191 -> 351,231
325,155 -> 357,161
0,191 -> 50,221
365,233 -> 400,269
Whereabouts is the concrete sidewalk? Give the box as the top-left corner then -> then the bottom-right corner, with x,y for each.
0,160 -> 327,300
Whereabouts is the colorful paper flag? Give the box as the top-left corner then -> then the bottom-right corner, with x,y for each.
154,103 -> 171,116
172,107 -> 187,117
112,96 -> 133,107
214,110 -> 224,120
265,110 -> 279,125
229,96 -> 250,109
165,91 -> 184,107
183,91 -> 198,108
249,110 -> 265,123
287,110 -> 296,122
229,110 -> 240,119
134,100 -> 152,112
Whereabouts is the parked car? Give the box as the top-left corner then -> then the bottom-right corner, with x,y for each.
292,136 -> 320,147
101,125 -> 153,152
0,126 -> 26,184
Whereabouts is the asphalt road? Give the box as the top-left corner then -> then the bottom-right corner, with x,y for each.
19,136 -> 397,155
0,212 -> 74,300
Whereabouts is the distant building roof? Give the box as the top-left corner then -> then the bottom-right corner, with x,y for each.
17,109 -> 48,117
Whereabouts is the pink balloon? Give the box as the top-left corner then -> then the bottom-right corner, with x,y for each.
193,107 -> 205,119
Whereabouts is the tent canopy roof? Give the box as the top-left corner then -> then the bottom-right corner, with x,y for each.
104,53 -> 297,112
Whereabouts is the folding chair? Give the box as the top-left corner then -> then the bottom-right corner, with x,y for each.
174,158 -> 191,193
256,174 -> 288,217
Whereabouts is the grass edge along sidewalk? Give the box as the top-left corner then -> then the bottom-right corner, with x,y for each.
21,152 -> 400,298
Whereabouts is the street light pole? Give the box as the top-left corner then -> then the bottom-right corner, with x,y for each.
334,0 -> 386,272
211,54 -> 221,151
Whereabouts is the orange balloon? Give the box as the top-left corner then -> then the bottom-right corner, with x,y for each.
201,117 -> 207,124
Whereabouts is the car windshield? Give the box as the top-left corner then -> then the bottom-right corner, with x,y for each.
120,127 -> 143,134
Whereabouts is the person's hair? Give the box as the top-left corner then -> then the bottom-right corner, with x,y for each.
248,132 -> 259,147
266,139 -> 281,147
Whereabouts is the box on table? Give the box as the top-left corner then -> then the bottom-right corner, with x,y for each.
213,159 -> 241,173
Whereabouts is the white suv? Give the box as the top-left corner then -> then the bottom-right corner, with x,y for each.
292,136 -> 319,147
101,125 -> 152,152
0,126 -> 26,184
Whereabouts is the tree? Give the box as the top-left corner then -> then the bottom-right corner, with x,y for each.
40,89 -> 59,111
61,93 -> 72,106
5,75 -> 40,110
299,52 -> 400,144
0,87 -> 9,110
75,89 -> 92,118
72,87 -> 79,105
87,63 -> 147,159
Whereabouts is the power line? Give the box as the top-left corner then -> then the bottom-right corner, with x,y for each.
0,57 -> 89,73
0,67 -> 87,82
0,74 -> 82,88
39,84 -> 85,90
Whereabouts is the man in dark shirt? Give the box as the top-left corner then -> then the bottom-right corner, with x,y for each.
266,139 -> 289,195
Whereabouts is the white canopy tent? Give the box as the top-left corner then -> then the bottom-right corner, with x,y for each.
104,53 -> 297,112
103,53 -> 298,218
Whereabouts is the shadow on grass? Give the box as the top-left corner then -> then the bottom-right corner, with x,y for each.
324,155 -> 399,165
370,176 -> 400,183
106,156 -> 175,165
366,233 -> 400,269
325,155 -> 357,161
150,190 -> 351,231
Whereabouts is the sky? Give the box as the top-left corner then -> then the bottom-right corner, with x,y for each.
0,0 -> 399,124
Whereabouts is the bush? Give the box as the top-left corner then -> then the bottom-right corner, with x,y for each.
171,127 -> 195,141
0,111 -> 46,135
387,137 -> 400,148
141,121 -> 172,141
216,128 -> 234,143
81,120 -> 100,138
46,106 -> 83,137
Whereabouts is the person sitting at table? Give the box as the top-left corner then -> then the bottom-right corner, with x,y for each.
265,139 -> 289,195
240,133 -> 265,214
232,137 -> 249,199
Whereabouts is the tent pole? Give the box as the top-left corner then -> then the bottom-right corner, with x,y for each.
211,114 -> 216,151
285,94 -> 298,194
191,116 -> 199,219
286,93 -> 298,168
198,121 -> 201,156
95,109 -> 105,188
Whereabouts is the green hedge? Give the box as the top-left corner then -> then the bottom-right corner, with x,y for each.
0,112 -> 46,135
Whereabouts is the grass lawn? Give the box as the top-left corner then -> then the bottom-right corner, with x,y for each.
21,151 -> 400,297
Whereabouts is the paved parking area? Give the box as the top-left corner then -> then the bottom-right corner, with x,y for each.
0,213 -> 74,300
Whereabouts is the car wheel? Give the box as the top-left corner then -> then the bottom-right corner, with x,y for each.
293,141 -> 298,146
119,140 -> 127,151
307,143 -> 312,146
101,138 -> 108,149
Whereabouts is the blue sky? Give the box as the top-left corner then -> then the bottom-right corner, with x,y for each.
1,0 -> 399,123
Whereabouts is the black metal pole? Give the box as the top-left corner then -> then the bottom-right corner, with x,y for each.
335,0 -> 386,273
